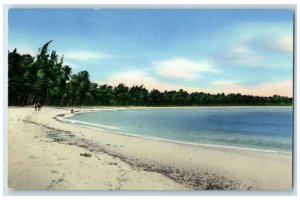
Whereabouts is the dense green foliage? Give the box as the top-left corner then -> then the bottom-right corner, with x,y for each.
8,41 -> 293,106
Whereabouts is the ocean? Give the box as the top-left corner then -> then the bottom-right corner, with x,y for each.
63,107 -> 293,152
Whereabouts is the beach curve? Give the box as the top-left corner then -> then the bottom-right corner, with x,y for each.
8,106 -> 293,190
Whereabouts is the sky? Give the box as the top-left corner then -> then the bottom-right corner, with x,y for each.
8,9 -> 294,97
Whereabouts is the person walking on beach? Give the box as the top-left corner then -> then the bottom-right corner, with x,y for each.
34,103 -> 37,111
37,102 -> 41,111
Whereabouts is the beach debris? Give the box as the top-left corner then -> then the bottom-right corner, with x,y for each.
48,178 -> 65,189
78,144 -> 88,148
22,118 -> 249,190
108,162 -> 118,165
80,153 -> 92,157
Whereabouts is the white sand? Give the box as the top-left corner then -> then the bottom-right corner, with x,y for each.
8,107 -> 293,190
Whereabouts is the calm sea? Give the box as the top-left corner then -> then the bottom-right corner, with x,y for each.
64,107 -> 293,152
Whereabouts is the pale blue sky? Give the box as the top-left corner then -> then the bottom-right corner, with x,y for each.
8,9 -> 294,97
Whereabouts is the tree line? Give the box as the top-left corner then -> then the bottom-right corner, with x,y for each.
8,41 -> 293,107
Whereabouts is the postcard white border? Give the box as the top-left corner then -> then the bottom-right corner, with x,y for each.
1,1 -> 299,199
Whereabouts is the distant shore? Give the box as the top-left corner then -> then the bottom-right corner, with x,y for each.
8,106 -> 293,190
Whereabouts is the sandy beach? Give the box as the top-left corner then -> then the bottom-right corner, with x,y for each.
8,107 -> 293,190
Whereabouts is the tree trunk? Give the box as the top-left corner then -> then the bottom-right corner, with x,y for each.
26,94 -> 31,106
44,95 -> 49,106
46,97 -> 51,106
60,95 -> 64,106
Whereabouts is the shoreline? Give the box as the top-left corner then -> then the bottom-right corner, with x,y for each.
61,105 -> 293,110
8,106 -> 293,190
57,107 -> 292,155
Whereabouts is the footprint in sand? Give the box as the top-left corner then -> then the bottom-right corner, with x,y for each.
29,155 -> 38,159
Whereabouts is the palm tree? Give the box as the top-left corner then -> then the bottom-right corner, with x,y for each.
97,84 -> 113,105
148,89 -> 163,106
34,40 -> 55,105
8,49 -> 35,106
59,65 -> 72,105
113,83 -> 129,105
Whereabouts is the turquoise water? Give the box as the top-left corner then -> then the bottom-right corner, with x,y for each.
64,107 -> 293,152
